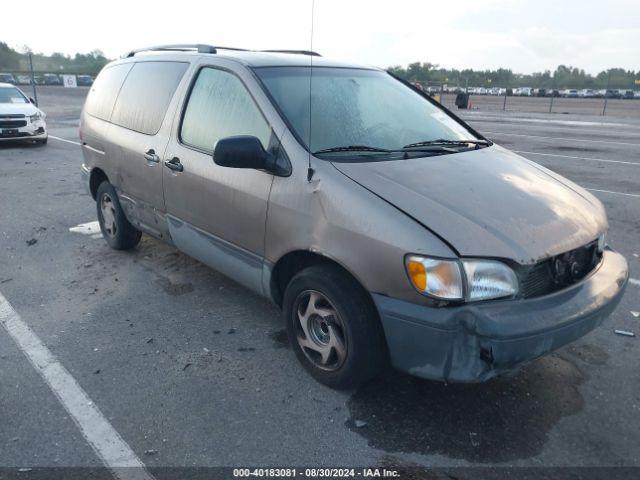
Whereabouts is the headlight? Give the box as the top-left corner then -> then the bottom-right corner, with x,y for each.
462,259 -> 519,301
406,256 -> 519,302
29,112 -> 43,123
406,256 -> 464,300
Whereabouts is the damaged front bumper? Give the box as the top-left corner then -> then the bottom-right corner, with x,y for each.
373,249 -> 628,383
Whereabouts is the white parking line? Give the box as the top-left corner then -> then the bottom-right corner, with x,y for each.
50,135 -> 81,146
630,278 -> 640,287
0,292 -> 154,480
483,130 -> 640,147
587,188 -> 640,199
514,150 -> 640,166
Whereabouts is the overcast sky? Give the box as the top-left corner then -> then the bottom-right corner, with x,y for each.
4,0 -> 639,74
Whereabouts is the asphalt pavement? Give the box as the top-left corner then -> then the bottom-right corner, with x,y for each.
0,86 -> 639,478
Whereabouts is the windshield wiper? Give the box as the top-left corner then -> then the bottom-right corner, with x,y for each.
402,139 -> 491,149
313,145 -> 393,155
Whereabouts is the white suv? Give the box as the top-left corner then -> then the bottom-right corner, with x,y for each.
0,83 -> 47,144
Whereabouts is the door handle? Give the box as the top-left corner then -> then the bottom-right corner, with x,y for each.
164,157 -> 184,172
143,149 -> 160,163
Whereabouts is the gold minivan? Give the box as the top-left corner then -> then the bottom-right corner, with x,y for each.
80,44 -> 628,388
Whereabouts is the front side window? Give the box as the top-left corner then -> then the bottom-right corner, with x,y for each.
180,67 -> 271,153
255,67 -> 479,157
0,87 -> 28,104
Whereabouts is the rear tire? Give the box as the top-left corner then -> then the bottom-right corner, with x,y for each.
283,264 -> 387,389
96,181 -> 141,250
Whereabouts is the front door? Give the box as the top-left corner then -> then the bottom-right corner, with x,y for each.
162,66 -> 275,294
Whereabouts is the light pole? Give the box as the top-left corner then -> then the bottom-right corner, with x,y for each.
602,70 -> 611,116
28,52 -> 38,107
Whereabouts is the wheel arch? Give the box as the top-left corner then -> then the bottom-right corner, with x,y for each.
268,249 -> 371,309
89,167 -> 109,200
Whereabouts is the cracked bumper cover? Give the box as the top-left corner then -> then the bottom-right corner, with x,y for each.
373,249 -> 628,383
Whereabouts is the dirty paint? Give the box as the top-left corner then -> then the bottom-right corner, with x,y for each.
346,355 -> 584,463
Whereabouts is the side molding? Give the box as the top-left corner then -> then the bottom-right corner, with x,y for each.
166,215 -> 266,296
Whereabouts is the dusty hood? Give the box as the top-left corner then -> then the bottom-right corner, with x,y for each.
332,145 -> 607,264
0,103 -> 41,116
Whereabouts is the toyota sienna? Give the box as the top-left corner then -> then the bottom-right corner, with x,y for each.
79,45 -> 628,388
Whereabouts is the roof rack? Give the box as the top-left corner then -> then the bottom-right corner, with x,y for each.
125,44 -> 322,58
126,44 -> 250,57
261,50 -> 322,57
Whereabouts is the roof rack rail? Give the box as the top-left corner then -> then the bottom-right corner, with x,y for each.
261,50 -> 322,57
124,45 -> 321,58
125,43 -> 252,58
125,44 -> 220,57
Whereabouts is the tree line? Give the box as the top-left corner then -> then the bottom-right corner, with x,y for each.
2,42 -> 638,89
388,62 -> 639,90
0,42 -> 109,75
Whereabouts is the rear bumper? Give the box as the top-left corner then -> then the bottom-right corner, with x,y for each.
373,249 -> 628,383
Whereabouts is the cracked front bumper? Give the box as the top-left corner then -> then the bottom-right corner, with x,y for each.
373,249 -> 628,383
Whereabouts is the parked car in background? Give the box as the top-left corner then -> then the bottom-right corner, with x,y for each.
579,89 -> 597,98
0,73 -> 16,84
79,45 -> 628,388
532,88 -> 546,97
76,75 -> 94,86
0,83 -> 47,144
545,89 -> 561,97
622,90 -> 635,99
564,89 -> 579,98
605,89 -> 620,99
517,87 -> 533,96
42,73 -> 62,85
15,74 -> 33,85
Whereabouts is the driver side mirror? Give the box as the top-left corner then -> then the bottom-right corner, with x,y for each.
29,97 -> 35,104
213,135 -> 273,171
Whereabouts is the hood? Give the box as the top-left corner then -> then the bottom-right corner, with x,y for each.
332,145 -> 607,264
0,103 -> 41,116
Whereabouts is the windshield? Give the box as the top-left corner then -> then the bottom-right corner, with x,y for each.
255,67 -> 479,155
0,86 -> 28,104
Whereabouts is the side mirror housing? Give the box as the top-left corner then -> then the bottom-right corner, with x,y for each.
29,97 -> 35,104
213,135 -> 273,170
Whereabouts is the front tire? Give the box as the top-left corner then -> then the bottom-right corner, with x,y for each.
283,264 -> 387,389
96,181 -> 141,250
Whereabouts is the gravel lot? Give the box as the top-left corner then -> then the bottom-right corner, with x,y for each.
1,86 -> 639,478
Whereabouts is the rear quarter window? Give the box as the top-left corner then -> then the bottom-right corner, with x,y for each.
84,63 -> 133,121
111,61 -> 188,135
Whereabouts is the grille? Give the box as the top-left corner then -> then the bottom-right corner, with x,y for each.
521,240 -> 602,299
0,120 -> 27,128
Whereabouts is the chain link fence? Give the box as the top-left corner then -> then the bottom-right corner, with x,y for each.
433,87 -> 640,118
